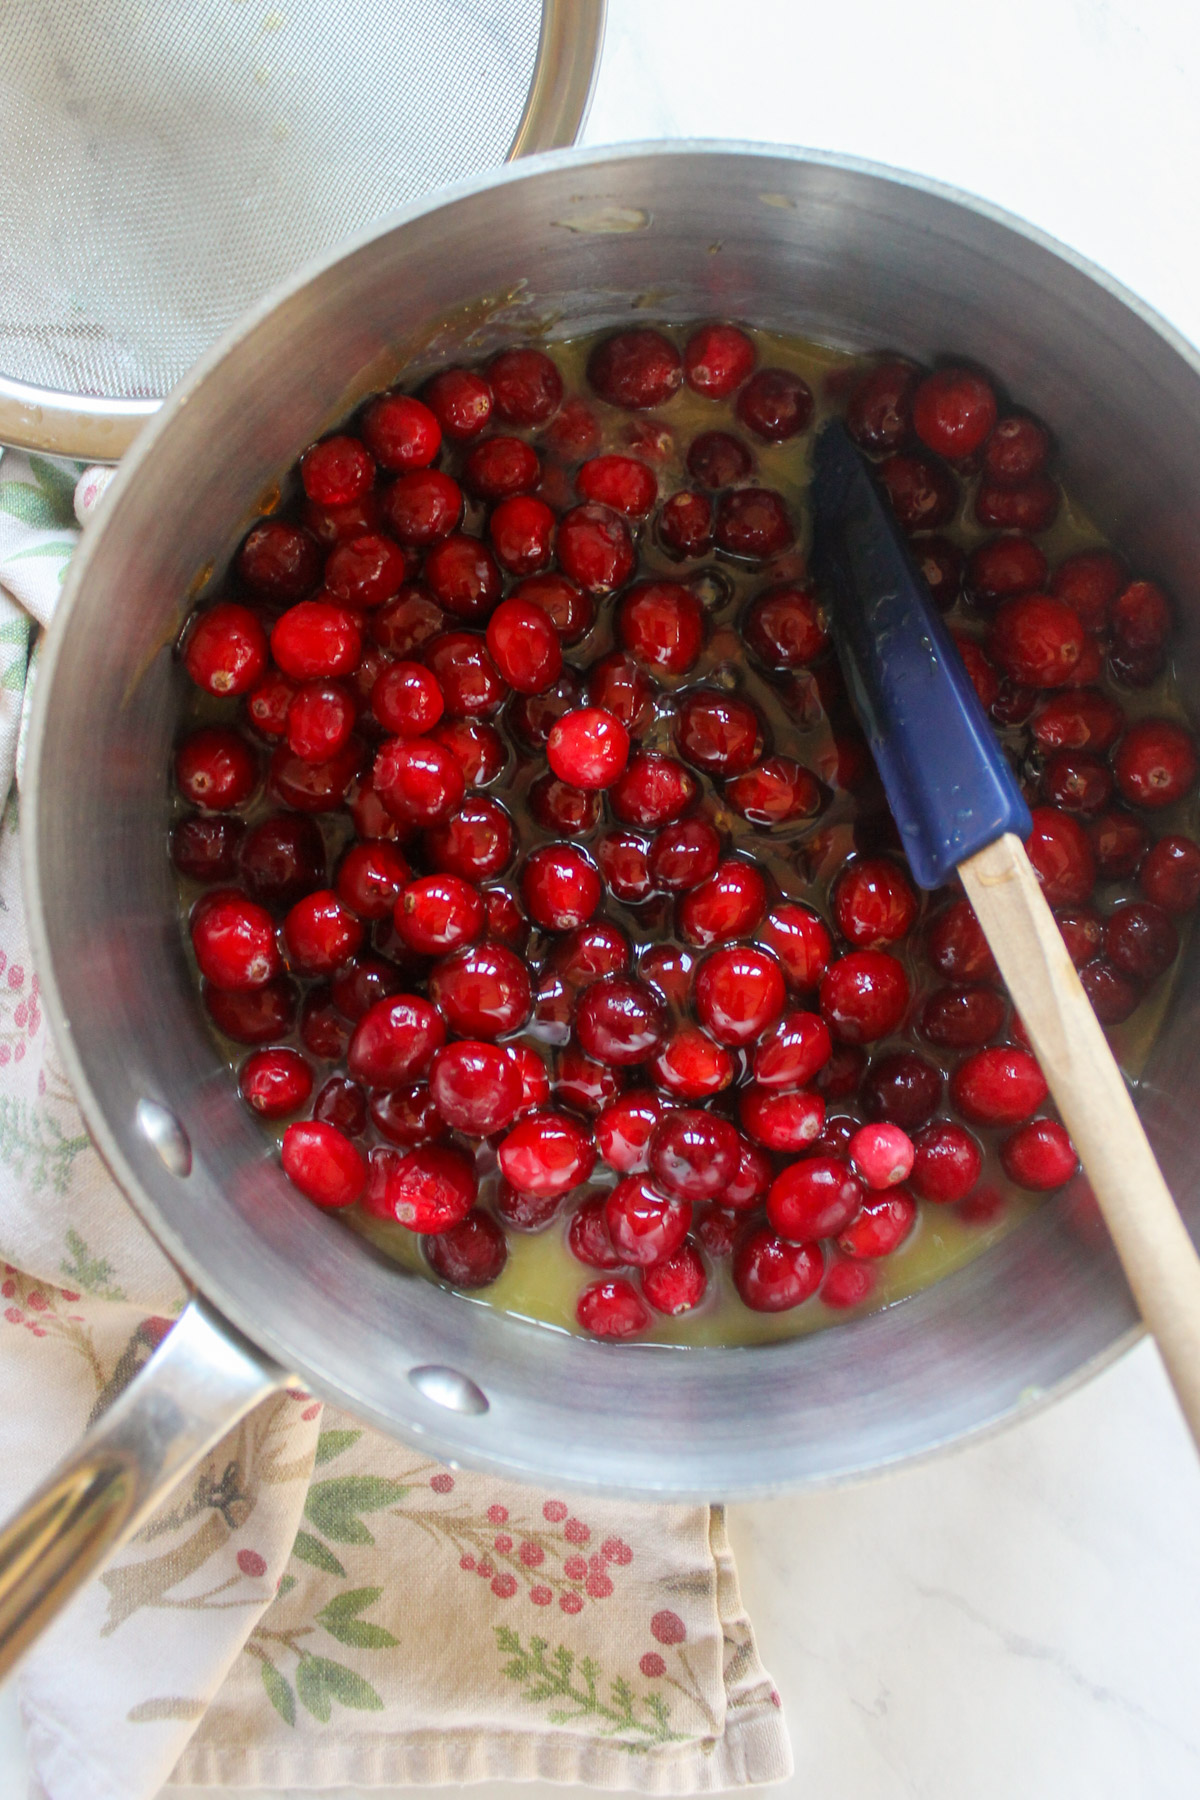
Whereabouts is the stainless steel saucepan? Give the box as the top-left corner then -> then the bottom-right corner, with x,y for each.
3,142 -> 1199,1678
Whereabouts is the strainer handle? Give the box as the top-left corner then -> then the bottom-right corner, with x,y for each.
0,1296 -> 283,1682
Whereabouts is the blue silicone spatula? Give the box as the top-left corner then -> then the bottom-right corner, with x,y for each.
811,419 -> 1200,1447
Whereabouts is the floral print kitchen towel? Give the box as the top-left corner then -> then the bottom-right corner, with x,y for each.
0,455 -> 792,1798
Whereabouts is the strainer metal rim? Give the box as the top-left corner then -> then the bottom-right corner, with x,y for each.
0,0 -> 606,462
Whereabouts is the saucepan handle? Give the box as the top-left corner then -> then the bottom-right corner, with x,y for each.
0,1296 -> 285,1683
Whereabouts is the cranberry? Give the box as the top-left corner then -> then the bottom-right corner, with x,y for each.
1113,719 -> 1198,811
638,944 -> 696,1010
912,366 -> 997,459
821,1255 -> 878,1308
652,489 -> 713,561
485,347 -> 562,424
577,1278 -> 651,1337
725,1139 -> 773,1211
484,884 -> 528,950
605,1177 -> 691,1266
175,727 -> 258,811
372,738 -> 464,828
752,1010 -> 832,1090
494,1180 -> 561,1231
920,983 -> 1006,1049
300,434 -> 374,507
646,1109 -> 739,1202
583,656 -> 652,739
736,368 -> 813,441
596,832 -> 653,903
819,950 -> 909,1043
298,985 -> 352,1059
285,680 -> 355,764
762,905 -> 832,989
683,323 -> 756,398
1055,907 -> 1104,968
391,874 -> 480,956
281,1121 -> 365,1209
474,603 -> 561,702
950,1045 -> 1048,1126
734,1228 -> 823,1312
191,891 -> 280,990
245,670 -> 298,738
989,595 -> 1084,689
498,1111 -> 594,1198
878,453 -> 958,532
952,635 -> 1001,713
431,939 -> 532,1036
833,858 -> 917,948
424,803 -> 513,887
596,1090 -> 663,1173
369,662 -> 442,738
230,817 -> 315,915
184,602 -> 269,696
1104,900 -> 1179,981
343,992 -> 444,1087
926,898 -> 997,984
576,454 -> 657,518
678,860 -> 767,946
1088,808 -> 1150,879
725,757 -> 822,826
519,846 -> 599,932
837,1188 -> 916,1258
362,1144 -> 477,1232
550,922 -> 630,986
172,814 -> 243,884
371,584 -> 446,656
509,669 -> 585,750
380,471 -> 462,549
910,1121 -> 982,1203
1080,957 -> 1142,1024
207,977 -> 297,1045
311,1075 -> 368,1137
271,601 -> 361,681
460,436 -> 538,502
983,415 -> 1050,485
507,577 -> 591,650
714,488 -> 794,559
557,1046 -> 623,1119
484,498 -> 553,578
587,329 -> 682,410
744,584 -> 827,668
1050,550 -> 1125,633
913,536 -> 964,611
676,692 -> 761,776
651,1027 -> 735,1099
547,708 -> 630,791
369,1082 -> 446,1147
568,1197 -> 623,1269
423,1209 -> 508,1288
611,752 -> 696,827
965,537 -> 1048,608
556,503 -> 636,595
1000,1118 -> 1078,1191
817,1043 -> 868,1099
426,1040 -> 522,1136
239,1047 -> 312,1118
849,1122 -> 914,1189
281,890 -> 361,976
739,1084 -> 824,1153
1031,689 -> 1125,755
686,430 -> 754,488
576,977 -> 666,1067
330,957 -> 401,1022
1140,835 -> 1200,913
361,392 -> 441,470
526,773 -> 595,835
1042,749 -> 1112,816
1111,580 -> 1170,662
1025,806 -> 1096,906
543,395 -> 600,460
236,522 -> 321,604
975,474 -> 1060,533
641,1241 -> 708,1314
845,359 -> 917,452
618,581 -> 705,674
861,1050 -> 942,1130
423,367 -> 492,440
267,737 -> 364,813
303,492 -> 380,548
648,819 -> 722,893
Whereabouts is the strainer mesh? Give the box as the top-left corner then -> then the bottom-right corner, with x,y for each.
0,0 -> 544,399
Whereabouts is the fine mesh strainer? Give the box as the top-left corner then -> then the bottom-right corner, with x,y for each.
0,0 -> 604,456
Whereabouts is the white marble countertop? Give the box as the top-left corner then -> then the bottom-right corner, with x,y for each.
7,0 -> 1200,1793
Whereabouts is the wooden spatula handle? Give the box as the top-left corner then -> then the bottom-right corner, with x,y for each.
960,832 -> 1200,1447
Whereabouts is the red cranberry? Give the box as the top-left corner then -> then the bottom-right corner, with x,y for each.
371,584 -> 446,656
586,653 -> 655,736
989,595 -> 1084,688
576,454 -> 657,518
302,492 -> 380,548
369,1082 -> 447,1147
494,1180 -> 561,1232
462,435 -> 540,501
234,817 -> 321,915
521,846 -> 601,931
734,1228 -> 824,1312
485,347 -> 562,424
424,797 -> 514,882
605,1177 -> 691,1266
527,773 -> 597,836
429,1040 -> 523,1136
950,1045 -> 1048,1126
611,753 -> 696,827
577,1278 -> 651,1338
576,977 -> 666,1066
568,1196 -> 623,1269
878,453 -> 957,532
1140,835 -> 1200,913
686,430 -> 754,487
499,1111 -> 594,1198
393,873 -> 483,956
329,957 -> 402,1022
298,985 -> 352,1060
239,1047 -> 312,1118
638,944 -> 696,1010
862,1051 -> 942,1130
373,737 -> 465,828
651,1027 -> 735,1100
926,898 -> 997,983
184,602 -> 269,696
618,581 -> 705,674
642,1241 -> 708,1314
236,522 -> 321,604
676,692 -> 761,776
724,1138 -> 773,1211
725,758 -> 822,827
312,1075 -> 368,1137
683,323 -> 756,398
300,435 -> 374,508
544,395 -> 601,460
1050,550 -> 1126,633
912,367 -> 997,459
175,727 -> 258,811
648,818 -> 722,893
422,534 -> 500,618
423,367 -> 492,440
281,1121 -> 365,1209
271,601 -> 361,681
1104,900 -> 1179,982
596,832 -> 653,903
1113,719 -> 1198,811
245,670 -> 297,738
361,392 -> 441,471
819,950 -> 910,1043
363,1143 -> 477,1232
550,922 -> 631,986
267,737 -> 364,813
475,598 -> 561,698
736,368 -> 813,441
837,1188 -> 916,1258
833,858 -> 917,948
587,329 -> 682,410
1031,689 -> 1125,755
430,718 -> 505,787
817,1043 -> 868,1099
714,488 -> 794,559
424,1209 -> 508,1287
744,584 -> 828,668
821,1255 -> 878,1308
556,503 -> 636,595
484,498 -> 554,578
920,984 -> 1006,1049
752,1010 -> 832,1090
207,977 -> 297,1045
762,905 -> 833,989
647,1109 -> 740,1202
346,993 -> 444,1087
1055,907 -> 1104,968
1088,808 -> 1150,879
1111,580 -> 1170,660
1080,957 -> 1142,1024
191,891 -> 281,990
983,415 -> 1050,485
975,474 -> 1060,532
952,634 -> 1001,712
172,814 -> 243,884
658,490 -> 714,557
1025,806 -> 1096,905
557,1040 -> 623,1117
286,681 -> 356,764
381,470 -> 463,549
596,1090 -> 663,1173
482,884 -> 527,951
371,661 -> 443,737
1042,749 -> 1112,816
678,861 -> 767,946
849,1123 -> 914,1189
739,1085 -> 824,1153
910,1121 -> 982,1203
430,941 -> 532,1037
845,359 -> 917,452
282,890 -> 363,975
965,537 -> 1048,608
548,708 -> 630,790
1000,1118 -> 1078,1191
508,668 -> 585,751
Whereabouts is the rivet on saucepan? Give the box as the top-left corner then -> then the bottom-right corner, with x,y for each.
408,1365 -> 489,1416
136,1099 -> 192,1177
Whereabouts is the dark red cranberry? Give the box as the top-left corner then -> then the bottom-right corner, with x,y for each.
685,431 -> 752,490
878,453 -> 957,531
462,435 -> 540,501
1104,900 -> 1179,981
1140,835 -> 1200,913
245,670 -> 297,738
576,454 -> 657,518
172,814 -> 243,884
271,601 -> 361,681
281,1121 -> 365,1209
641,1240 -> 708,1314
484,498 -> 554,578
714,488 -> 794,559
506,577 -> 590,650
329,956 -> 402,1022
191,890 -> 280,990
369,1081 -> 447,1147
744,584 -> 827,668
675,692 -> 761,777
184,602 -> 269,696
913,536 -> 963,611
646,1109 -> 739,1202
556,503 -> 636,596
554,1043 -> 621,1115
611,752 -> 696,828
683,323 -> 756,398
725,758 -> 822,827
476,597 -> 562,698
494,1180 -> 561,1232
678,861 -> 767,947
618,581 -> 705,675
638,944 -> 695,1010
605,1177 -> 691,1266
965,536 -> 1048,608
430,941 -> 532,1037
1113,719 -> 1198,811
174,727 -> 258,811
950,1045 -> 1048,1126
298,985 -> 352,1060
983,415 -> 1050,485
990,595 -> 1084,688
312,1075 -> 368,1136
394,873 -> 484,956
1050,550 -> 1126,632
485,347 -> 562,424
596,832 -> 653,904
1080,958 -> 1142,1024
302,491 -> 380,549
568,1196 -> 623,1269
424,1209 -> 508,1287
910,1121 -> 982,1203
833,858 -> 917,948
920,984 -> 1006,1048
429,1040 -> 523,1135
548,708 -> 630,790
283,890 -> 363,975
658,490 -> 714,557
528,772 -> 598,835
1054,907 -> 1104,968
300,435 -> 374,507
371,661 -> 443,737
651,1027 -> 735,1100
380,469 -> 463,549
576,977 -> 666,1067
1031,688 -> 1125,754
422,633 -> 506,718
927,897 -> 998,984
422,532 -> 500,618
370,584 -> 446,656
845,359 -> 917,452
819,950 -> 910,1043
1000,1119 -> 1078,1191
235,522 -> 321,604
373,737 -> 465,828
577,1278 -> 651,1338
361,392 -> 441,470
1042,749 -> 1112,816
1088,808 -> 1150,880
420,802 -> 512,885
549,922 -> 631,987
346,993 -> 444,1087
544,395 -> 601,460
482,884 -> 527,952
239,1046 -> 313,1118
267,737 -> 364,813
423,367 -> 492,440
596,1090 -> 663,1173
733,1228 -> 824,1312
1025,806 -> 1096,906
762,904 -> 833,989
508,670 -> 586,753
736,367 -> 813,441
587,329 -> 682,410
648,818 -> 722,893
975,474 -> 1060,533
207,976 -> 298,1045
862,1050 -> 942,1129
816,1043 -> 868,1099
499,1111 -> 595,1197
362,1143 -> 477,1232
1112,580 -> 1170,662
426,719 -> 502,788
583,654 -> 653,738
912,366 -> 997,459
837,1188 -> 916,1258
